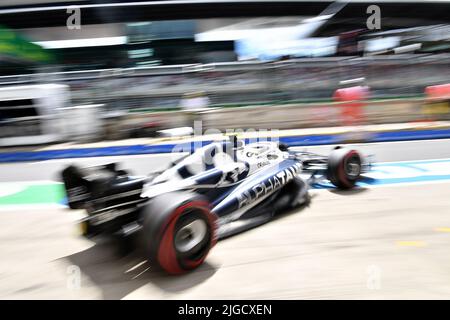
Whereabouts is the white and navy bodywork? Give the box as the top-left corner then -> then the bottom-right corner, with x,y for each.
61,139 -> 368,274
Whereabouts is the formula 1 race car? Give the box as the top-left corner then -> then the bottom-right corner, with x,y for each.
61,137 -> 369,274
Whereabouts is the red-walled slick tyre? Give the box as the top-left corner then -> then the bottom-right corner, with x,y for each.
327,148 -> 362,189
141,192 -> 217,274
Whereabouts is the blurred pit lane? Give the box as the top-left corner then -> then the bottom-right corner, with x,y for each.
0,139 -> 450,299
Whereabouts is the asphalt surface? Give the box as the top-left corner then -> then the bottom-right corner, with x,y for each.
1,182 -> 450,299
1,139 -> 450,299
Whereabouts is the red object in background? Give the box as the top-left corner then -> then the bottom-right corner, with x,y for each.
333,86 -> 369,126
425,84 -> 450,100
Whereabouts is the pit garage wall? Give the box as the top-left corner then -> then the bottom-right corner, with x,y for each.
1,56 -> 448,138
122,97 -> 450,133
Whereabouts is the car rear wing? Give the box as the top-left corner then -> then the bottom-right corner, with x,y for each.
61,163 -> 123,209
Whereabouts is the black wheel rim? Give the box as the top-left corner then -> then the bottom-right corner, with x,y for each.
173,209 -> 211,263
345,155 -> 361,179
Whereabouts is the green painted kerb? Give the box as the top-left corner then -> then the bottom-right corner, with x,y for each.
0,184 -> 66,205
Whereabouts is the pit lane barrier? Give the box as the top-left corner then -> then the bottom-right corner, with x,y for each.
2,121 -> 450,163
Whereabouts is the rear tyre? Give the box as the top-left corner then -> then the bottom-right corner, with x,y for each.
327,148 -> 362,189
141,192 -> 217,274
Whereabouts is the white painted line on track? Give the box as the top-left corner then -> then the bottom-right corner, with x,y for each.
0,180 -> 61,186
0,203 -> 67,211
1,157 -> 450,210
310,179 -> 450,193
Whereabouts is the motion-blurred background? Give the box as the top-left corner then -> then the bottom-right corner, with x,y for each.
0,0 -> 449,146
1,1 -> 450,300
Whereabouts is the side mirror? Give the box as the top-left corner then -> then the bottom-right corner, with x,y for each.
279,143 -> 289,152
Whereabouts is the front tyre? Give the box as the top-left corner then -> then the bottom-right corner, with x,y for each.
141,192 -> 217,274
327,148 -> 362,189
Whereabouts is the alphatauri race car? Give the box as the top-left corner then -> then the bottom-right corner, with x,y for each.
61,137 -> 369,274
